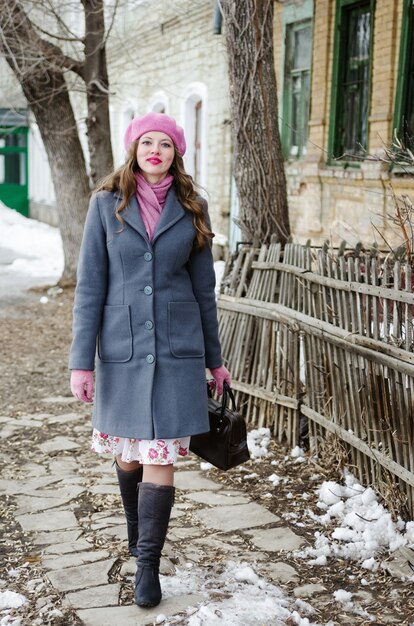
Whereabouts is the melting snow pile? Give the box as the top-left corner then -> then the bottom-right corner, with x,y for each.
0,202 -> 63,279
247,428 -> 271,459
161,560 -> 321,626
295,471 -> 414,569
0,591 -> 27,610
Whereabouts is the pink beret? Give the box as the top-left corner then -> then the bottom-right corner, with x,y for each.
124,112 -> 186,156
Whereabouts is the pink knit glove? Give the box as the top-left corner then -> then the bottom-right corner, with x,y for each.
70,369 -> 94,403
209,365 -> 232,395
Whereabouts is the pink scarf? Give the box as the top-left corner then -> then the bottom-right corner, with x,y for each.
134,171 -> 174,240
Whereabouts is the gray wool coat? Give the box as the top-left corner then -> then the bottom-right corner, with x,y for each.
69,187 -> 223,440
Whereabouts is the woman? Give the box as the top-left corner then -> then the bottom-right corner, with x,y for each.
69,112 -> 231,608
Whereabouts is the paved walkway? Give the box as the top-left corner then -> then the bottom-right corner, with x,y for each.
0,400 -> 320,626
1,399 -> 412,625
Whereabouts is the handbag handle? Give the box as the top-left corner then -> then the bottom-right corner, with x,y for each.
207,381 -> 237,433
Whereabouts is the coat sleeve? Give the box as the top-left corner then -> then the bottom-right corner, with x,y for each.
186,200 -> 223,370
68,194 -> 108,370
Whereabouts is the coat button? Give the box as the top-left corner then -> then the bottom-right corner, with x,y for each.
146,354 -> 155,364
144,320 -> 154,330
144,285 -> 153,295
144,252 -> 153,261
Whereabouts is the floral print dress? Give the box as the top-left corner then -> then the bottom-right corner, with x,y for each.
91,429 -> 190,465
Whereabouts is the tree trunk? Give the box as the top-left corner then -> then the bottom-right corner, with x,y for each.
82,0 -> 114,183
25,80 -> 91,285
220,0 -> 290,244
0,0 -> 90,284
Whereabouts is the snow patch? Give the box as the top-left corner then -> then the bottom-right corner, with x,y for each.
160,561 -> 322,626
295,471 -> 413,570
333,589 -> 352,603
0,590 -> 27,609
0,203 -> 63,280
247,428 -> 271,458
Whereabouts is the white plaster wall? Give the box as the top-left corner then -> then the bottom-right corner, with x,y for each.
107,0 -> 232,239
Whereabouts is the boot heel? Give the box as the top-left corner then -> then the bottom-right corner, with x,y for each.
134,564 -> 161,607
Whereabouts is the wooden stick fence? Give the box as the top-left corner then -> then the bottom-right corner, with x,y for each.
217,242 -> 414,516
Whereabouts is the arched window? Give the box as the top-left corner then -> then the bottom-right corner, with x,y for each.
148,92 -> 169,115
117,104 -> 136,163
182,83 -> 207,186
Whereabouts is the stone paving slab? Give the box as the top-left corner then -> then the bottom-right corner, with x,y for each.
243,526 -> 306,552
193,536 -> 242,555
88,484 -> 120,495
76,594 -> 206,626
43,396 -> 78,405
89,515 -> 124,530
184,490 -> 250,506
48,458 -> 80,473
95,526 -> 126,542
63,583 -> 121,609
194,502 -> 280,531
14,495 -> 78,515
293,583 -> 327,598
20,462 -> 48,477
0,475 -> 62,495
32,529 -> 84,546
259,561 -> 299,583
168,526 -> 205,541
38,436 -> 80,453
16,510 -> 79,533
46,559 -> 115,593
42,550 -> 110,571
174,470 -> 222,492
10,417 -> 44,428
43,539 -> 93,555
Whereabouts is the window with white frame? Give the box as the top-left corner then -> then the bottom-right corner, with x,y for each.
182,84 -> 207,186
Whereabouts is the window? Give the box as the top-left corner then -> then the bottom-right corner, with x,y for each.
194,101 -> 202,182
182,83 -> 207,186
0,131 -> 27,185
394,0 -> 414,152
0,124 -> 29,216
329,0 -> 373,161
282,20 -> 312,159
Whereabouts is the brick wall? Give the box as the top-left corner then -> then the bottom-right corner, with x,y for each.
281,0 -> 414,249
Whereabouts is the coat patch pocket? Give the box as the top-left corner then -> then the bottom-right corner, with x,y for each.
168,302 -> 205,358
98,305 -> 133,363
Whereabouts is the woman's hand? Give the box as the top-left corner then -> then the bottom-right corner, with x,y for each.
209,365 -> 232,395
70,369 -> 94,403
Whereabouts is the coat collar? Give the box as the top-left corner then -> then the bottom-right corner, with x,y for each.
118,187 -> 185,244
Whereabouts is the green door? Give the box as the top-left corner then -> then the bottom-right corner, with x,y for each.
0,126 -> 29,217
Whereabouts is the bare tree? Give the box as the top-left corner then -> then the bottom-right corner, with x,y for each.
220,0 -> 290,244
0,0 -> 114,284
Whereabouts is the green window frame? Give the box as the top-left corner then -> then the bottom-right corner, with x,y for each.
282,19 -> 313,160
0,126 -> 29,216
393,0 -> 414,153
328,0 -> 375,163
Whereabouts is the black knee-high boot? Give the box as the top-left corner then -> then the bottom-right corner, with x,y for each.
134,482 -> 175,608
115,462 -> 143,557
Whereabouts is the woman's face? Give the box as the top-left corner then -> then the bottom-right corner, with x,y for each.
136,131 -> 175,184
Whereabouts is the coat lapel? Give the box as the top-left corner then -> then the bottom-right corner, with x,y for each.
120,194 -> 149,242
152,187 -> 185,244
116,187 -> 185,244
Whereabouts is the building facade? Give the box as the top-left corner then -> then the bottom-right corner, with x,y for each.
276,0 -> 414,248
1,0 -> 413,252
107,0 -> 232,241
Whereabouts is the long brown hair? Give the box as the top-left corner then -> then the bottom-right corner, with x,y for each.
95,141 -> 213,249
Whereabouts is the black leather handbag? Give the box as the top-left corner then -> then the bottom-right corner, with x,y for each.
190,382 -> 250,470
